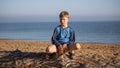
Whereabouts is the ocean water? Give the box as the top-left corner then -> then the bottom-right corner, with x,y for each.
0,21 -> 120,44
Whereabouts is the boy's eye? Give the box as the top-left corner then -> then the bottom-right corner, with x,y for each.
60,19 -> 64,20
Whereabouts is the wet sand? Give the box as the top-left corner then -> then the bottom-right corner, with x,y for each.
0,40 -> 120,68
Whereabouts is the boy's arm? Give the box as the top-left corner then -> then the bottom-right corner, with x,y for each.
69,29 -> 75,44
51,28 -> 61,46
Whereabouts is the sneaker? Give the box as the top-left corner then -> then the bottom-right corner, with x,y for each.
69,52 -> 75,59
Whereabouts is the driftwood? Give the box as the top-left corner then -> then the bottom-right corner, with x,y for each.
0,49 -> 120,68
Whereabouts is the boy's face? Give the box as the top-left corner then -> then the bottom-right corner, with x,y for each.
60,16 -> 69,26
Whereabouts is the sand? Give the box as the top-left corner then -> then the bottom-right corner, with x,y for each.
0,40 -> 120,68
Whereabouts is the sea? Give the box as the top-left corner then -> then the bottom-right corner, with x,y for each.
0,21 -> 120,44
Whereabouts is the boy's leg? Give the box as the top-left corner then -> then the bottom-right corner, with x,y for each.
69,42 -> 81,50
46,45 -> 57,54
45,45 -> 57,59
62,44 -> 68,53
57,44 -> 67,55
68,43 -> 81,59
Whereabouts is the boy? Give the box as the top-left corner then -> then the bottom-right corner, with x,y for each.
46,11 -> 81,59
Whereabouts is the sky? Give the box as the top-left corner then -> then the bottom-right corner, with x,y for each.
0,0 -> 120,23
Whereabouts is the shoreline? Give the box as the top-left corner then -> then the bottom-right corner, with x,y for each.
0,39 -> 120,45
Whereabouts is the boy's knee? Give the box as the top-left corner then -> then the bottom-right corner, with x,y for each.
46,45 -> 57,53
46,47 -> 50,53
75,43 -> 81,50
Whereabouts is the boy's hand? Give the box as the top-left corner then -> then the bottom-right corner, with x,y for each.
63,44 -> 67,49
57,45 -> 63,54
58,45 -> 63,51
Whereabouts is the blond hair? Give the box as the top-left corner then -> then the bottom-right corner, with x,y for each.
59,11 -> 69,18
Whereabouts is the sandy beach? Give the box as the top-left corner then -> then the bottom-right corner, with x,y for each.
0,40 -> 120,68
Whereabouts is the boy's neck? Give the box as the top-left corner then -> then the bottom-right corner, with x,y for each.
61,25 -> 68,28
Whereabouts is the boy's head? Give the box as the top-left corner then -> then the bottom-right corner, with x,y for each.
59,11 -> 70,27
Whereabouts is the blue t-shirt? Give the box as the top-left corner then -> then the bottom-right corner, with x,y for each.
51,25 -> 75,46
